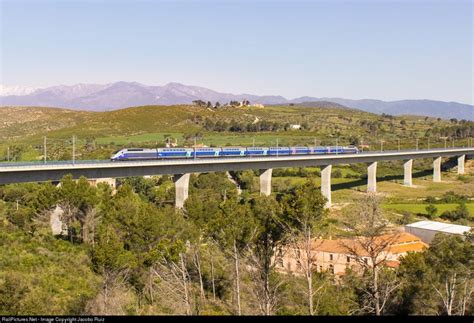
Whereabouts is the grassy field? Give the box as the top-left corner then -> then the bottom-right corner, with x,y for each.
268,161 -> 474,223
1,104 -> 469,149
270,163 -> 474,200
1,104 -> 471,164
95,132 -> 185,145
382,203 -> 474,216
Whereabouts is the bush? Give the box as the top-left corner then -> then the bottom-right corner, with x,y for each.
297,168 -> 309,177
440,202 -> 470,221
439,191 -> 468,204
425,204 -> 438,219
345,173 -> 361,179
457,175 -> 470,183
424,196 -> 437,204
397,211 -> 414,225
333,169 -> 343,178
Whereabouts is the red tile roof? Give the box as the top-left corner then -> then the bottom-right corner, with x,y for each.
309,232 -> 428,257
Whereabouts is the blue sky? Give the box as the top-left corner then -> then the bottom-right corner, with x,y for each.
1,0 -> 472,104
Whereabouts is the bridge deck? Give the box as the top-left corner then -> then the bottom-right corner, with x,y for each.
0,148 -> 473,185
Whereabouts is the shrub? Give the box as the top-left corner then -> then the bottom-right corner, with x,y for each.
333,169 -> 343,178
440,191 -> 468,204
425,204 -> 438,219
397,211 -> 414,225
440,202 -> 470,221
424,196 -> 437,204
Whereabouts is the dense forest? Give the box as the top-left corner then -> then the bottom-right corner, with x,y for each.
0,172 -> 472,315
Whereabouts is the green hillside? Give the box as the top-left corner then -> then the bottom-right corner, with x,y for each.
1,104 -> 470,161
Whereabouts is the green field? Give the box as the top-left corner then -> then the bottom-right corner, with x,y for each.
383,203 -> 474,216
2,104 -> 471,150
95,132 -> 185,145
96,132 -> 327,147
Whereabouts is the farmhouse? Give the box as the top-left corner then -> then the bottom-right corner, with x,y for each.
276,232 -> 427,277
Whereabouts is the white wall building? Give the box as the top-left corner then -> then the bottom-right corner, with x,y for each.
405,220 -> 471,244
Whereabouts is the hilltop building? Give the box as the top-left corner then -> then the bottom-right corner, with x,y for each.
239,99 -> 250,107
276,232 -> 427,277
405,220 -> 471,244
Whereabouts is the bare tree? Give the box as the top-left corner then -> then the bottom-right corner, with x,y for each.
86,269 -> 131,315
458,279 -> 473,315
341,193 -> 401,316
82,207 -> 101,245
211,199 -> 257,315
432,274 -> 457,315
151,253 -> 193,315
431,266 -> 473,315
278,178 -> 328,315
208,247 -> 217,302
286,238 -> 327,315
246,195 -> 292,315
247,250 -> 285,315
59,203 -> 80,243
192,247 -> 206,301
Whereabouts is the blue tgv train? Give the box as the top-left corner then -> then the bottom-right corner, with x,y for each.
110,146 -> 359,161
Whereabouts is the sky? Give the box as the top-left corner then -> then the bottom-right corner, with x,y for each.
0,0 -> 472,104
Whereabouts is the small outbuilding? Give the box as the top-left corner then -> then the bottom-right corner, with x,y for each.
405,220 -> 471,244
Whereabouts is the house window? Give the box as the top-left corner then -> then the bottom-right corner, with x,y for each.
329,254 -> 333,261
346,256 -> 351,263
329,264 -> 334,274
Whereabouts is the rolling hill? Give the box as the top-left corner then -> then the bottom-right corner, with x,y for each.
1,81 -> 472,120
0,103 -> 459,144
1,103 -> 471,163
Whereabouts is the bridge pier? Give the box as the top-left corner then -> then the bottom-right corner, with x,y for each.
321,165 -> 332,208
260,169 -> 273,196
433,157 -> 442,182
403,159 -> 413,187
174,173 -> 190,209
367,162 -> 377,193
457,155 -> 465,174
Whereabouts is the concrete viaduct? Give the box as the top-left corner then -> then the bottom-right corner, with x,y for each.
0,148 -> 472,208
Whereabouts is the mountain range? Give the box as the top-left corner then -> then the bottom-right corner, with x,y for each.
1,81 -> 473,120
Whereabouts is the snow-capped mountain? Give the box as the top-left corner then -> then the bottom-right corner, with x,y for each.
0,81 -> 286,111
0,85 -> 39,96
